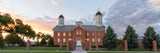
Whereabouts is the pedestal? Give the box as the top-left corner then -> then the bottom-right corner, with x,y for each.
153,41 -> 157,51
26,40 -> 30,50
124,40 -> 128,51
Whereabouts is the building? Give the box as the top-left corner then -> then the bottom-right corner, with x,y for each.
53,10 -> 105,50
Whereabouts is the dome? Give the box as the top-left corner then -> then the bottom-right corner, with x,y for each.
96,11 -> 102,16
59,15 -> 64,19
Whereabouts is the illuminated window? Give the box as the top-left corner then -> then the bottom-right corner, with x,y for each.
76,30 -> 81,35
92,32 -> 94,36
98,38 -> 100,42
98,32 -> 100,36
63,32 -> 66,36
92,38 -> 95,42
58,32 -> 60,37
58,38 -> 60,42
87,32 -> 89,36
87,38 -> 89,41
69,32 -> 71,37
69,38 -> 72,41
63,38 -> 66,42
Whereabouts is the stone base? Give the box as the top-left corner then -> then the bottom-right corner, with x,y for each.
124,40 -> 128,51
26,40 -> 30,50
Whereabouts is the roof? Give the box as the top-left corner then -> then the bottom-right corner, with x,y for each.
96,11 -> 102,16
59,15 -> 64,19
53,25 -> 105,31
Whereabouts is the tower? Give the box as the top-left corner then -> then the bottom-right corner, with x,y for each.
58,15 -> 64,26
95,8 -> 102,26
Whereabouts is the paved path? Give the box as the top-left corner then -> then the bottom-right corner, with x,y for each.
72,46 -> 87,53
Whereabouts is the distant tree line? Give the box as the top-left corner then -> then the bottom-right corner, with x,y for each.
0,13 -> 54,48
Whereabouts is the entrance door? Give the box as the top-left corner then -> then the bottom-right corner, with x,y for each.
76,39 -> 81,46
75,39 -> 83,50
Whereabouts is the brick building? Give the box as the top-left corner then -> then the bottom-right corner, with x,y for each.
53,10 -> 105,50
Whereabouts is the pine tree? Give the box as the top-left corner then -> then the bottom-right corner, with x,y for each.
103,26 -> 117,50
48,38 -> 54,46
40,38 -> 46,46
143,26 -> 159,50
123,25 -> 138,50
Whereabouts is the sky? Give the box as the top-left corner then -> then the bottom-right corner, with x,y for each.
0,0 -> 160,37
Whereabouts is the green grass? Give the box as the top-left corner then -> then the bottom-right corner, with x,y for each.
1,52 -> 71,53
91,48 -> 148,51
1,47 -> 66,50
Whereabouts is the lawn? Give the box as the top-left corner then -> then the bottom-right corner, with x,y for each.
1,47 -> 66,50
1,52 -> 71,53
91,48 -> 148,51
0,47 -> 71,53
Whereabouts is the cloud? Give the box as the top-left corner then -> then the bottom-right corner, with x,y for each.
103,0 -> 160,36
149,0 -> 160,10
50,0 -> 57,6
25,16 -> 57,35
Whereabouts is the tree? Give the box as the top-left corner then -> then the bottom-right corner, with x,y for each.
0,25 -> 4,48
24,25 -> 35,41
0,13 -> 14,26
103,26 -> 117,50
0,13 -> 15,47
45,34 -> 51,40
143,26 -> 159,50
48,38 -> 54,46
40,38 -> 46,46
5,31 -> 23,46
0,32 -> 4,48
123,25 -> 138,50
35,32 -> 42,46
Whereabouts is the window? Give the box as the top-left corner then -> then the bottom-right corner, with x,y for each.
98,32 -> 100,36
63,32 -> 66,36
76,30 -> 81,35
58,38 -> 60,42
69,32 -> 71,37
87,32 -> 89,36
69,38 -> 72,41
63,38 -> 66,42
92,38 -> 95,42
58,32 -> 60,37
98,38 -> 100,42
92,32 -> 94,36
87,38 -> 89,41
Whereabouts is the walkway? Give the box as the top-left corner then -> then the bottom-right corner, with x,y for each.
72,46 -> 87,53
